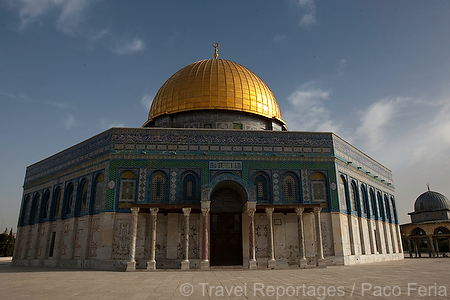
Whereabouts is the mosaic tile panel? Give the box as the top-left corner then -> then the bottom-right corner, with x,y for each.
272,172 -> 280,203
170,170 -> 177,202
301,170 -> 309,202
138,168 -> 146,203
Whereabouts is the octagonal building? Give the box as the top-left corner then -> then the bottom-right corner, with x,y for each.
13,46 -> 403,270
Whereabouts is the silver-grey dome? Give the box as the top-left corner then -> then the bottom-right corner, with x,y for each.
414,191 -> 450,212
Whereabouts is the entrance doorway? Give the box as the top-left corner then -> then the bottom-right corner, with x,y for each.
210,186 -> 244,266
210,213 -> 243,265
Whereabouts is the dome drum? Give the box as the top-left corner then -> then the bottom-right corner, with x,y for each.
146,109 -> 284,130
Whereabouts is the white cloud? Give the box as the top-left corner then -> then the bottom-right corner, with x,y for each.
274,34 -> 288,42
284,82 -> 340,133
296,0 -> 317,26
140,93 -> 153,110
56,0 -> 92,35
282,81 -> 450,223
350,97 -> 450,223
9,0 -> 95,34
337,59 -> 347,74
45,100 -> 77,110
110,37 -> 145,55
88,27 -> 109,43
63,114 -> 79,130
355,97 -> 408,151
0,90 -> 26,101
99,117 -> 125,130
409,101 -> 450,164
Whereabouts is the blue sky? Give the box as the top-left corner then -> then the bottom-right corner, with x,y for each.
1,0 -> 450,231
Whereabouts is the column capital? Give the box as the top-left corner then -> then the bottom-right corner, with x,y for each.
201,208 -> 210,216
131,207 -> 140,214
182,207 -> 191,216
265,207 -> 274,215
313,206 -> 322,214
295,207 -> 305,215
149,207 -> 159,216
247,208 -> 256,216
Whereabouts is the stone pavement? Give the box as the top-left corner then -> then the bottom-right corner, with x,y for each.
0,257 -> 449,300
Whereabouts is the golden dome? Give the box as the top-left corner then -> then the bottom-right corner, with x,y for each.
145,58 -> 285,126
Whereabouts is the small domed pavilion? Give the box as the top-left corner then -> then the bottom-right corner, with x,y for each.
401,186 -> 450,258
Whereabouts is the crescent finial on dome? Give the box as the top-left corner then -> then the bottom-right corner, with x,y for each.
213,43 -> 219,59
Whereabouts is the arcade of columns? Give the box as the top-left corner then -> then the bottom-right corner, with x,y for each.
406,235 -> 450,258
125,203 -> 326,271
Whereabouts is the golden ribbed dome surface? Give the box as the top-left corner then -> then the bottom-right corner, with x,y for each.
147,59 -> 284,124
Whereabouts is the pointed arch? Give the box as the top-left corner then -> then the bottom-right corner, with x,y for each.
310,171 -> 328,206
119,170 -> 137,203
30,193 -> 40,224
339,175 -> 349,211
20,195 -> 31,226
92,173 -> 104,212
349,180 -> 358,213
377,192 -> 385,221
41,189 -> 51,220
64,182 -> 75,216
370,188 -> 378,220
148,170 -> 168,203
181,171 -> 199,203
51,186 -> 62,219
77,178 -> 89,215
360,185 -> 368,216
253,171 -> 271,203
282,172 -> 299,203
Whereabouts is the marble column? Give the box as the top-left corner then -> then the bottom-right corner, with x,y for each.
416,239 -> 422,258
265,207 -> 276,269
434,238 -> 440,258
181,208 -> 191,270
407,239 -> 413,258
201,206 -> 210,269
126,207 -> 139,271
314,207 -> 326,267
428,236 -> 435,258
147,208 -> 159,270
248,208 -> 257,269
295,207 -> 307,268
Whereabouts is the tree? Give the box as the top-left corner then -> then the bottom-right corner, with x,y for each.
0,228 -> 15,257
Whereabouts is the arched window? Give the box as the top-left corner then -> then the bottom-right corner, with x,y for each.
384,195 -> 392,222
282,172 -> 298,202
339,176 -> 348,211
77,179 -> 89,214
149,171 -> 167,203
360,185 -> 367,215
412,227 -> 426,236
42,190 -> 50,220
390,197 -> 397,223
65,183 -> 75,216
434,227 -> 450,235
349,182 -> 357,212
377,192 -> 385,221
93,173 -> 104,212
119,170 -> 137,203
181,172 -> 198,203
52,186 -> 62,219
310,172 -> 327,205
31,193 -> 40,224
254,173 -> 270,203
370,189 -> 377,219
21,195 -> 31,226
